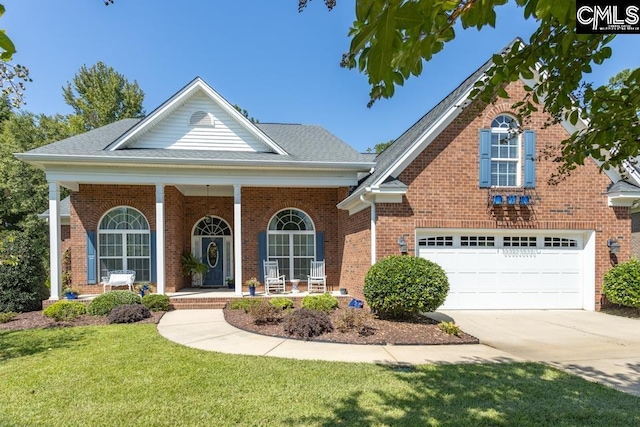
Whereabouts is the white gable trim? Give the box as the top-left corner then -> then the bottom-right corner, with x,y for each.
107,78 -> 288,155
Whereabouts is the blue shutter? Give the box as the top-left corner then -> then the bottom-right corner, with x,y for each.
150,231 -> 157,283
315,232 -> 325,261
479,129 -> 492,188
258,231 -> 267,282
86,231 -> 97,284
524,130 -> 536,188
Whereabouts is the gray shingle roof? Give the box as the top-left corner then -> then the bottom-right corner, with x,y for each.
21,120 -> 371,167
351,55 -> 494,194
607,180 -> 640,195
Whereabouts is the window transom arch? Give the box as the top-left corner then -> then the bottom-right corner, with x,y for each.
490,114 -> 521,187
98,206 -> 150,281
267,209 -> 315,280
194,216 -> 232,236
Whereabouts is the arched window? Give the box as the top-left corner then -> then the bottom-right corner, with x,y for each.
267,209 -> 315,280
98,207 -> 150,281
490,114 -> 520,187
194,216 -> 231,236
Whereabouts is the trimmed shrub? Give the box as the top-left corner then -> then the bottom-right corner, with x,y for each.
248,300 -> 282,325
0,228 -> 49,312
0,311 -> 18,323
283,308 -> 333,340
87,291 -> 141,316
229,299 -> 261,312
108,304 -> 151,324
269,297 -> 294,310
43,301 -> 86,322
364,255 -> 449,319
141,294 -> 170,312
335,308 -> 375,336
438,321 -> 461,337
603,258 -> 640,308
301,293 -> 339,314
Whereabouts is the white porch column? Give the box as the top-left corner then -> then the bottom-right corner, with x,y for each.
48,182 -> 61,300
155,184 -> 166,294
233,185 -> 242,296
360,195 -> 376,265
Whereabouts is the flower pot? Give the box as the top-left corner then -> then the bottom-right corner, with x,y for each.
65,292 -> 78,300
227,282 -> 234,289
339,288 -> 347,295
249,286 -> 256,296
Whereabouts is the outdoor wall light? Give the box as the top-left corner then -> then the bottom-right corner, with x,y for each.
607,239 -> 621,254
398,236 -> 408,254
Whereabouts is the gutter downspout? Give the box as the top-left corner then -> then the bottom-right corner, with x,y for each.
360,195 -> 376,265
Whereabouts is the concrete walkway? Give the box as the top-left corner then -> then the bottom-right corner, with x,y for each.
440,310 -> 640,397
157,309 -> 518,365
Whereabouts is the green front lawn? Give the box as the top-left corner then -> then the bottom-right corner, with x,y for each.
1,324 -> 638,426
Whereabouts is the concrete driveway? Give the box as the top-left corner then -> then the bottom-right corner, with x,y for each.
439,310 -> 640,396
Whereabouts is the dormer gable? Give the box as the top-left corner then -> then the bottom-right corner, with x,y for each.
106,77 -> 287,155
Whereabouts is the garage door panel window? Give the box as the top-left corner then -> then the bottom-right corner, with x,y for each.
503,236 -> 537,247
461,236 -> 495,247
544,237 -> 578,248
418,236 -> 453,247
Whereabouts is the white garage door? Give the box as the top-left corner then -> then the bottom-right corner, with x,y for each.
417,231 -> 588,309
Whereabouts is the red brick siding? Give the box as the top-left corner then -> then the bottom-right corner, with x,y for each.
67,184 -> 347,293
337,202 -> 371,303
367,80 -> 630,310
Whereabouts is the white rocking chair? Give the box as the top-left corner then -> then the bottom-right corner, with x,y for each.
102,270 -> 136,293
307,261 -> 326,293
263,260 -> 286,294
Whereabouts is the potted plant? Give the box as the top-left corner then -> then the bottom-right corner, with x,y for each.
226,277 -> 234,289
180,253 -> 208,287
135,282 -> 152,297
63,286 -> 79,299
246,277 -> 260,296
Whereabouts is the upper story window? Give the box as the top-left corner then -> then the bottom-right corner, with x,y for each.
190,111 -> 215,127
479,115 -> 536,189
490,115 -> 520,187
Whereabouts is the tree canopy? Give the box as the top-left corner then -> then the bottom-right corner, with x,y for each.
301,0 -> 640,179
63,61 -> 145,132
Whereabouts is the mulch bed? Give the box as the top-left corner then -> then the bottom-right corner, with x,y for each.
224,300 -> 479,345
0,310 -> 164,331
601,305 -> 640,319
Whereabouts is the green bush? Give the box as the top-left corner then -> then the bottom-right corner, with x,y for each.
301,293 -> 339,313
108,304 -> 151,324
87,291 -> 141,316
248,300 -> 282,325
364,255 -> 449,319
282,308 -> 333,340
43,301 -> 86,322
438,321 -> 461,337
603,258 -> 640,308
0,228 -> 49,312
229,299 -> 261,312
269,297 -> 294,310
0,311 -> 18,323
141,294 -> 170,312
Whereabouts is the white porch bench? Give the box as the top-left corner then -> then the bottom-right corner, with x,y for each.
102,270 -> 136,293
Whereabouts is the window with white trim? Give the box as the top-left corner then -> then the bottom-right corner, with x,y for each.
504,236 -> 537,247
98,207 -> 150,281
491,115 -> 520,187
267,209 -> 315,280
544,237 -> 577,248
461,236 -> 495,247
418,236 -> 453,247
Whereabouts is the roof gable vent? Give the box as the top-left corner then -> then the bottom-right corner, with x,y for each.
190,111 -> 215,126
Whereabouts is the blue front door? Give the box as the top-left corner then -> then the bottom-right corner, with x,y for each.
202,237 -> 224,286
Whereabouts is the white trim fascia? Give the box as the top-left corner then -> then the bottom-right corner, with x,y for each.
15,153 -> 374,172
44,167 -> 361,188
337,186 -> 407,215
583,230 -> 596,311
607,193 -> 640,207
107,78 -> 288,155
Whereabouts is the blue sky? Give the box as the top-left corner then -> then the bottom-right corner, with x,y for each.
4,0 -> 639,153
